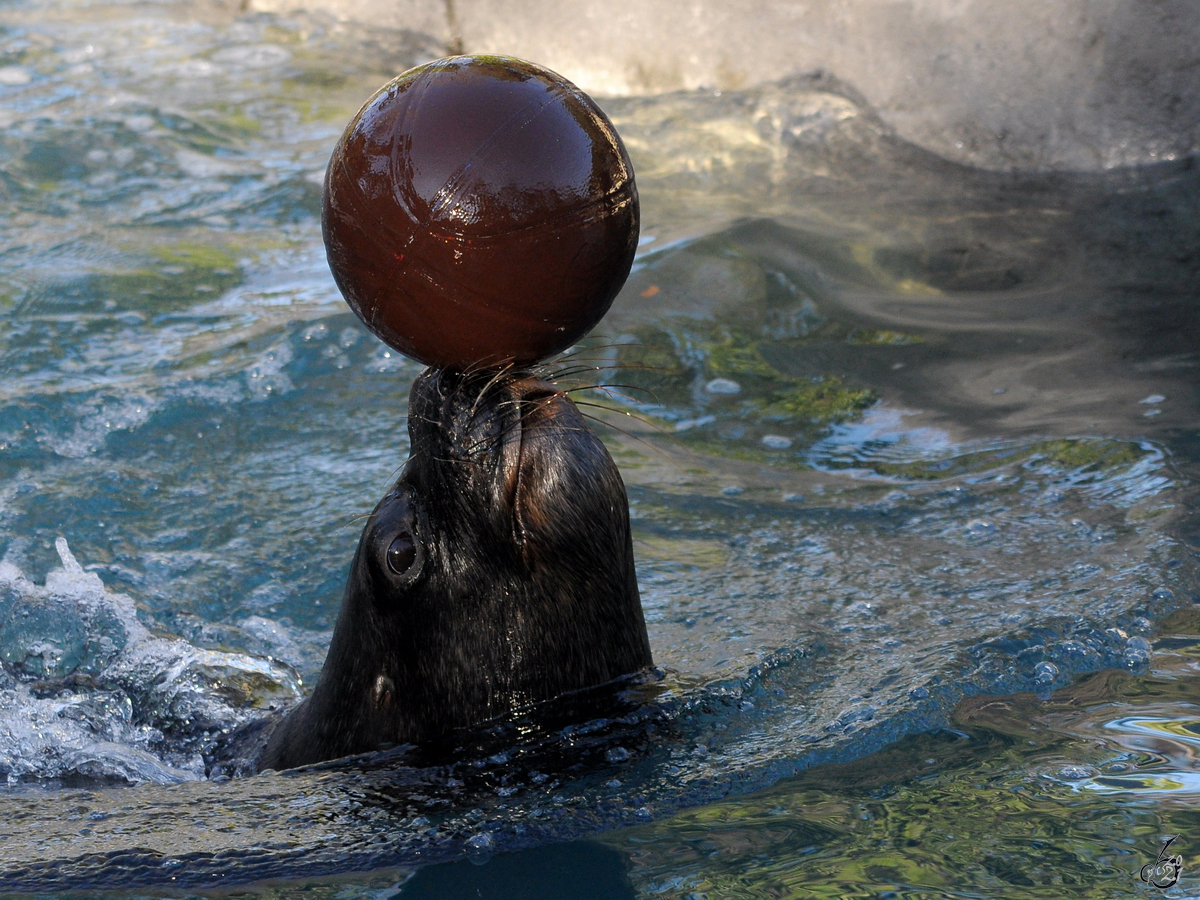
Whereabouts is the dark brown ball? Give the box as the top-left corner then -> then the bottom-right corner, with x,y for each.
322,55 -> 640,369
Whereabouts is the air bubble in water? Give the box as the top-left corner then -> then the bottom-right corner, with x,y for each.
1033,661 -> 1058,683
0,66 -> 32,85
965,520 -> 996,538
466,832 -> 495,852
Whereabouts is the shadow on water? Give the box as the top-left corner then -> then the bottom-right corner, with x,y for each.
396,841 -> 637,900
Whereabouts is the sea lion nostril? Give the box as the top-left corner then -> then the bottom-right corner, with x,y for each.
386,534 -> 416,575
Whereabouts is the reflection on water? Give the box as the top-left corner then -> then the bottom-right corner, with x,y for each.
602,614 -> 1200,899
0,0 -> 1198,892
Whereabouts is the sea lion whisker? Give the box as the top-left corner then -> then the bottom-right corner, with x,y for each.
574,409 -> 688,468
557,384 -> 665,410
600,361 -> 679,375
539,365 -> 602,381
549,341 -> 638,361
460,438 -> 499,458
543,355 -> 623,371
541,358 -> 629,380
428,451 -> 475,465
443,368 -> 495,412
407,409 -> 443,425
553,363 -> 680,389
542,368 -> 636,388
462,424 -> 521,458
572,400 -> 666,431
561,380 -> 639,392
469,364 -> 521,418
338,501 -> 394,529
572,399 -> 688,440
561,381 -> 660,402
490,391 -> 568,422
445,376 -> 472,409
463,357 -> 517,378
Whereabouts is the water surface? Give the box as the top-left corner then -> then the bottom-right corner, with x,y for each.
0,0 -> 1197,893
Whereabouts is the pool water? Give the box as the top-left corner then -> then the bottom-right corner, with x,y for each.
406,618 -> 1200,899
0,0 -> 1198,894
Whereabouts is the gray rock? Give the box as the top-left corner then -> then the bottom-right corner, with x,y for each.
250,0 -> 1200,171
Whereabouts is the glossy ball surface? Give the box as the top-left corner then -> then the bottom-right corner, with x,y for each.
323,55 -> 639,369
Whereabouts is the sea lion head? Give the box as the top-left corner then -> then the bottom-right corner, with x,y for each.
261,367 -> 652,770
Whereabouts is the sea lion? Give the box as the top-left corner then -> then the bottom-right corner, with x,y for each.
259,367 -> 653,770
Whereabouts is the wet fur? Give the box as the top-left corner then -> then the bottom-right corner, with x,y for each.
260,368 -> 652,770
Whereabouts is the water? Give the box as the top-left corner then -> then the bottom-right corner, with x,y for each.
0,0 -> 1198,893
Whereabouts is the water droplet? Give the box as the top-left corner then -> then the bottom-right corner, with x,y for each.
0,66 -> 32,86
302,323 -> 329,341
1056,764 -> 1096,781
674,414 -> 715,432
124,115 -> 156,132
1123,648 -> 1151,669
211,44 -> 291,69
705,378 -> 741,395
465,832 -> 494,852
1034,661 -> 1058,682
1057,640 -> 1089,658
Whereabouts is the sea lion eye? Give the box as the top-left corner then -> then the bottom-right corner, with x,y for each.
386,533 -> 416,575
